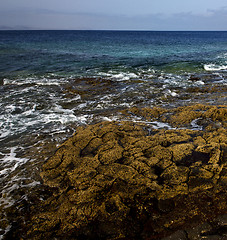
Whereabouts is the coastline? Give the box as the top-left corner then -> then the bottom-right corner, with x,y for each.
0,30 -> 226,239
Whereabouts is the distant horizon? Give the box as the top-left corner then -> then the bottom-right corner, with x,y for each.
1,29 -> 227,32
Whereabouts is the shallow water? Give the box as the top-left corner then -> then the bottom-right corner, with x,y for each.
0,30 -> 227,238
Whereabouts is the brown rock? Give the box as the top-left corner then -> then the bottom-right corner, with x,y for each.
24,106 -> 226,240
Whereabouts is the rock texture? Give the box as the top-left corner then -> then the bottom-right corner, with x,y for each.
24,105 -> 226,240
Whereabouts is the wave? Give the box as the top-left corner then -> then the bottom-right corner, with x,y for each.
98,71 -> 139,81
204,63 -> 227,71
2,75 -> 71,86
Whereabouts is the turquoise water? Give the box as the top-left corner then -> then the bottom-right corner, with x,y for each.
0,31 -> 227,238
1,31 -> 227,77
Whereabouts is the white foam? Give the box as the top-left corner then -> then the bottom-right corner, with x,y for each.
204,64 -> 227,71
0,147 -> 28,177
21,104 -> 37,116
2,77 -> 67,86
52,104 -> 73,114
166,89 -> 178,97
76,102 -> 89,109
20,181 -> 41,188
0,168 -> 8,176
131,118 -> 175,130
151,121 -> 175,129
42,112 -> 77,125
195,80 -> 205,85
64,95 -> 81,102
159,74 -> 190,88
0,130 -> 11,139
191,118 -> 203,130
2,78 -> 10,85
1,147 -> 27,164
99,71 -> 138,81
100,116 -> 117,121
5,104 -> 16,112
74,114 -> 92,124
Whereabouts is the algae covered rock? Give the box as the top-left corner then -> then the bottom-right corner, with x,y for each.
122,104 -> 227,129
27,117 -> 227,240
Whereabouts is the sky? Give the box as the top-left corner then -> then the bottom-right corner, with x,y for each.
0,0 -> 227,30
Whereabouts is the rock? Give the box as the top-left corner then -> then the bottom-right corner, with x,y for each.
170,143 -> 195,165
0,78 -> 4,85
23,115 -> 227,240
215,214 -> 227,227
123,104 -> 227,129
189,75 -> 201,81
5,104 -> 223,239
186,222 -> 213,240
161,230 -> 187,240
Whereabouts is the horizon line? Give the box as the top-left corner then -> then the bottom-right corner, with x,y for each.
1,29 -> 227,32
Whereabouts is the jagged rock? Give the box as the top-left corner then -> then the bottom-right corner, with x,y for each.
25,111 -> 226,240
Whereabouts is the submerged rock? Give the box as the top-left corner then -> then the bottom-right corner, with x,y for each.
24,106 -> 226,239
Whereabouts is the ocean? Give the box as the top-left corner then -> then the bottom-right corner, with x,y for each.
0,30 -> 227,238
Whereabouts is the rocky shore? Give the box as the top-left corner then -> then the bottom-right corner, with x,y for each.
6,104 -> 224,240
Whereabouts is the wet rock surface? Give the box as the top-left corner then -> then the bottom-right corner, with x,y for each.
4,105 -> 227,240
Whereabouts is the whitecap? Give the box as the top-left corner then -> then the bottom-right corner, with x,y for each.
204,64 -> 227,71
2,78 -> 10,85
100,71 -> 138,81
2,77 -> 67,87
195,80 -> 205,85
112,73 -> 136,80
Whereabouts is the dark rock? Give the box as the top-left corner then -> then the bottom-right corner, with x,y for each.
189,75 -> 201,81
157,199 -> 175,213
161,230 -> 187,240
187,222 -> 213,240
0,78 -> 4,85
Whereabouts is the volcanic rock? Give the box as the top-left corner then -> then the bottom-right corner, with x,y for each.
25,106 -> 226,239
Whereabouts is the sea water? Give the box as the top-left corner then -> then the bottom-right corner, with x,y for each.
0,30 -> 226,238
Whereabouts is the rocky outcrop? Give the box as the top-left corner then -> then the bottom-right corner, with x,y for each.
121,104 -> 227,129
25,105 -> 226,239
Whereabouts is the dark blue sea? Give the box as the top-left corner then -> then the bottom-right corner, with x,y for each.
0,30 -> 227,238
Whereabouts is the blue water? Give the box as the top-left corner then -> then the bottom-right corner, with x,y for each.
1,31 -> 227,78
0,31 -> 227,238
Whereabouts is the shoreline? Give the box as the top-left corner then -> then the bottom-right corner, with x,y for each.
0,30 -> 226,239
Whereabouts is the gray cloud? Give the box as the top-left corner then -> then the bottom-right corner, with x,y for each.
0,7 -> 226,30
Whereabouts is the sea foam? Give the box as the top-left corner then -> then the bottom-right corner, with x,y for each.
204,63 -> 227,71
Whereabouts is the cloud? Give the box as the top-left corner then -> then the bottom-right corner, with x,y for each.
0,7 -> 226,30
131,7 -> 227,30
